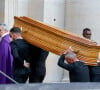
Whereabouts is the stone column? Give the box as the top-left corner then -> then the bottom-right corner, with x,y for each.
0,0 -> 5,23
5,0 -> 15,29
43,0 -> 65,82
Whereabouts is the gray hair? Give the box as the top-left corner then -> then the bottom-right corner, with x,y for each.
65,52 -> 77,60
0,24 -> 8,31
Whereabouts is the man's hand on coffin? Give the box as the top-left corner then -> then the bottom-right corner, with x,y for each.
64,46 -> 73,54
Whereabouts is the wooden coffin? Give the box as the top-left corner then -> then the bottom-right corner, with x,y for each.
14,16 -> 100,66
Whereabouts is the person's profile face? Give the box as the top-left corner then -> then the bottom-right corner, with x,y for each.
0,27 -> 3,37
9,32 -> 15,40
0,27 -> 6,37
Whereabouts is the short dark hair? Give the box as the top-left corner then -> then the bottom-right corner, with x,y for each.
83,28 -> 91,32
10,27 -> 21,33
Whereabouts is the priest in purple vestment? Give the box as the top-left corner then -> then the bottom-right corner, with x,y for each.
0,24 -> 13,84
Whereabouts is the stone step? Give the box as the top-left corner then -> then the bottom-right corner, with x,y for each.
0,83 -> 100,90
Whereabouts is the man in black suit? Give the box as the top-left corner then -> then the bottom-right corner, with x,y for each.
82,28 -> 100,82
58,48 -> 90,82
10,27 -> 49,83
29,45 -> 49,83
89,63 -> 100,82
10,27 -> 31,83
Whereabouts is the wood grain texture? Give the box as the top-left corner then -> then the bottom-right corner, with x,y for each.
14,16 -> 100,66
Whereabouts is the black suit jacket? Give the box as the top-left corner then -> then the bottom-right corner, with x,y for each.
58,54 -> 90,82
89,65 -> 100,82
29,45 -> 49,76
10,39 -> 31,76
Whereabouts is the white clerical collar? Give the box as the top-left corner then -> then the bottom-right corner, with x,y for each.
0,32 -> 9,41
16,37 -> 23,40
1,32 -> 9,38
